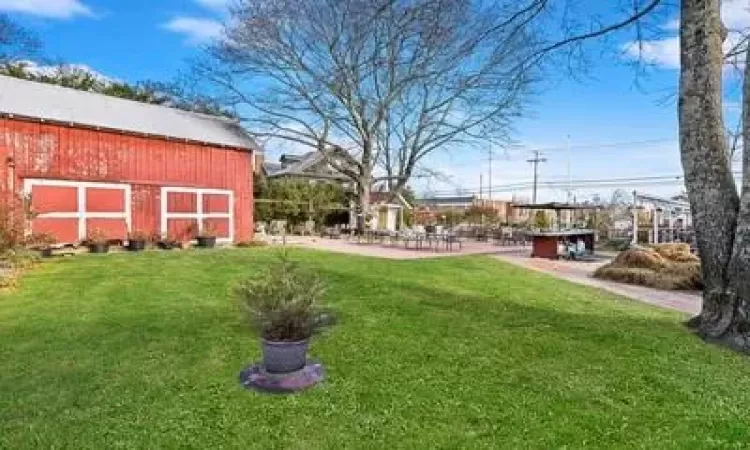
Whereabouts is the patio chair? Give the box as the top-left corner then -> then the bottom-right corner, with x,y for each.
444,233 -> 462,252
403,230 -> 425,250
322,226 -> 342,239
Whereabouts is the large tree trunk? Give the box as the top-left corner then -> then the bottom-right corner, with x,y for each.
356,179 -> 371,234
719,38 -> 750,350
680,0 -> 750,351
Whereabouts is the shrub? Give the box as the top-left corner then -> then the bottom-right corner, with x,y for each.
158,233 -> 183,248
0,269 -> 17,290
0,196 -> 36,253
86,228 -> 109,245
128,230 -> 151,241
200,223 -> 218,238
0,197 -> 44,286
0,248 -> 40,271
26,232 -> 57,250
234,252 -> 332,342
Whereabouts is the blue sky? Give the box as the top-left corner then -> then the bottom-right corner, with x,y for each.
2,0 -> 747,202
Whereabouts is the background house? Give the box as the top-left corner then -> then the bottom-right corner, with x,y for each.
262,152 -> 351,185
261,152 -> 414,231
355,191 -> 412,231
416,195 -> 530,224
0,75 -> 257,244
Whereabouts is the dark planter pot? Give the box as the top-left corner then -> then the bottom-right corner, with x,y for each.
128,239 -> 146,252
40,248 -> 53,258
158,241 -> 179,250
88,243 -> 110,254
261,338 -> 310,374
196,236 -> 217,248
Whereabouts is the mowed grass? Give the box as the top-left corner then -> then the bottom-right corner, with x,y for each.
1,249 -> 750,449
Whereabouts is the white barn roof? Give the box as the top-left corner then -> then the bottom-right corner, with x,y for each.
0,74 -> 257,150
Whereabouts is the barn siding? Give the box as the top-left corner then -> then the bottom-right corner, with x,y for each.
0,117 -> 253,242
0,120 -> 8,206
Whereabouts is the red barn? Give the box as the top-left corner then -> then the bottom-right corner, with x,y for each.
0,75 -> 257,245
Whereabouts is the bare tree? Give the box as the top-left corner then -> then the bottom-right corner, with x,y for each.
199,0 -> 549,229
0,14 -> 40,65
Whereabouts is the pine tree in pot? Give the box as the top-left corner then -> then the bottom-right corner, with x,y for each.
234,253 -> 333,374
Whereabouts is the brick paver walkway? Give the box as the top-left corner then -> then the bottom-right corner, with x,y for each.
492,251 -> 701,315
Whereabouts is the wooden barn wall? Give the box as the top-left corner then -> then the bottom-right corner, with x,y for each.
0,117 -> 253,242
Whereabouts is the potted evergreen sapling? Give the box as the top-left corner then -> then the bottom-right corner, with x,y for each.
235,253 -> 334,374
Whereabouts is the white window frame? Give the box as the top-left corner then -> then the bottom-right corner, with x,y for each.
23,178 -> 132,241
160,186 -> 234,243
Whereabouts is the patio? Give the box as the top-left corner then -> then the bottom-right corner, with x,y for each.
275,235 -> 522,259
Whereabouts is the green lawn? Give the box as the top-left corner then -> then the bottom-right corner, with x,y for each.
1,249 -> 749,449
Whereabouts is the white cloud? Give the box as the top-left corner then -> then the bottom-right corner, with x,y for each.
622,37 -> 680,69
623,1 -> 750,70
195,0 -> 230,11
623,33 -> 746,70
163,17 -> 223,44
722,0 -> 750,30
661,18 -> 680,31
0,0 -> 92,19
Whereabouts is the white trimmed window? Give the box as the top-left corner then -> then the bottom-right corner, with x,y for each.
23,179 -> 131,242
160,187 -> 234,243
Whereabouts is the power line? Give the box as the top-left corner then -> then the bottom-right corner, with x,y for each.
426,173 -> 696,196
529,137 -> 677,153
424,171 -> 743,198
438,137 -> 678,168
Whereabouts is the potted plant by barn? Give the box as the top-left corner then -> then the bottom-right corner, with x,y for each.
127,230 -> 149,252
28,233 -> 56,258
86,228 -> 110,254
196,224 -> 218,248
235,253 -> 333,374
157,233 -> 181,250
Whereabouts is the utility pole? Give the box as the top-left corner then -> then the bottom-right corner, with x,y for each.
479,173 -> 483,200
565,135 -> 572,227
488,143 -> 493,201
632,190 -> 639,245
566,135 -> 572,204
527,150 -> 547,204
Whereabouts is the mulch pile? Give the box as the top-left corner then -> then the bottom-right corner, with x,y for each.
594,243 -> 701,291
